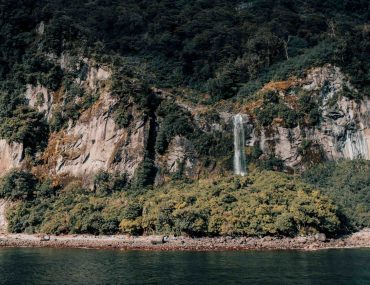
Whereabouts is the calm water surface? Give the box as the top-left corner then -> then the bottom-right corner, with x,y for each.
0,248 -> 369,284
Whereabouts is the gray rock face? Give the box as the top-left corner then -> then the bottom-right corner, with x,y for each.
245,65 -> 369,167
25,84 -> 54,120
315,233 -> 327,242
44,92 -> 147,180
0,140 -> 23,174
307,65 -> 369,160
160,135 -> 198,177
190,65 -> 369,169
309,67 -> 369,160
26,60 -> 147,180
36,21 -> 45,36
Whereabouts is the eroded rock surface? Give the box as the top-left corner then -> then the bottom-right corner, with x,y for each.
0,140 -> 23,175
42,93 -> 147,180
242,65 -> 370,167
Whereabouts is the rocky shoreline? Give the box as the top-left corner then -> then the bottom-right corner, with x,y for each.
1,229 -> 370,251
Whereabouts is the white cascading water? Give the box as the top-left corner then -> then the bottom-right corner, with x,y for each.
233,114 -> 247,176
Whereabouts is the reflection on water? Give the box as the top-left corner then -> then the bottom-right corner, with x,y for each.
0,248 -> 370,285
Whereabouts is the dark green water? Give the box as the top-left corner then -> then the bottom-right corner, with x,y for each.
0,248 -> 370,285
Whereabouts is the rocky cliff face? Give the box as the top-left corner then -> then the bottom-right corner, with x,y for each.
25,84 -> 54,120
30,60 -> 149,182
250,65 -> 370,167
0,140 -> 23,174
40,93 -> 147,181
0,63 -> 368,182
176,64 -> 369,172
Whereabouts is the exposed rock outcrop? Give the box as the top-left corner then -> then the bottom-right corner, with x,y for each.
44,63 -> 367,179
0,140 -> 23,175
158,135 -> 198,177
26,84 -> 54,120
243,65 -> 370,167
41,92 -> 147,180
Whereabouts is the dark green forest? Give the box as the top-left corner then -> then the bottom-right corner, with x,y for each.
1,0 -> 370,95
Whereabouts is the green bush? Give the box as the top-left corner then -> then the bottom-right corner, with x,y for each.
155,102 -> 193,154
123,202 -> 143,220
93,170 -> 128,196
255,92 -> 298,128
191,131 -> 233,158
302,160 -> 370,231
0,107 -> 49,154
206,64 -> 240,101
137,171 -> 339,236
256,156 -> 285,172
0,170 -> 38,201
131,158 -> 157,190
297,92 -> 321,126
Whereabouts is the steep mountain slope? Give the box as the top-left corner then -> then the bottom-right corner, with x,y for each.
1,60 -> 368,183
0,0 -> 369,236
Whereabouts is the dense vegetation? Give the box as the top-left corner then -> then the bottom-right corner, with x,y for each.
303,160 -> 370,232
2,170 -> 340,237
0,1 -> 369,238
1,0 -> 369,109
254,90 -> 321,128
1,158 -> 369,237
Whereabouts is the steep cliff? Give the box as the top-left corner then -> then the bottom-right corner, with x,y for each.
1,0 -> 369,186
0,140 -> 23,174
244,65 -> 370,168
0,60 -> 368,183
162,64 -> 369,174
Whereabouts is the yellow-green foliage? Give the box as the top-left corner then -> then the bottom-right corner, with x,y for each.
6,171 -> 340,237
123,171 -> 339,236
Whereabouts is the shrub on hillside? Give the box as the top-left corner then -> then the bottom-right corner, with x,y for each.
0,107 -> 49,154
0,170 -> 38,201
255,91 -> 299,128
93,170 -> 128,195
5,170 -> 341,237
136,171 -> 340,237
155,102 -> 193,154
302,159 -> 370,231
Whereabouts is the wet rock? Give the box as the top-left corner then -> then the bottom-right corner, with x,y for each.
150,236 -> 165,245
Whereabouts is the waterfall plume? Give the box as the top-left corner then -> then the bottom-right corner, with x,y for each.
233,114 -> 247,176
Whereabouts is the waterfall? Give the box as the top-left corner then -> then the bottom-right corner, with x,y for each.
233,114 -> 247,176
